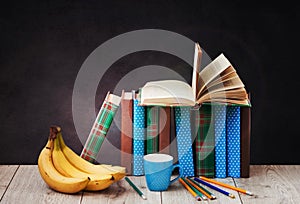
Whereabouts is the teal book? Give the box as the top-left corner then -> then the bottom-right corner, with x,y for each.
226,106 -> 241,178
175,106 -> 195,177
132,91 -> 146,176
214,105 -> 227,178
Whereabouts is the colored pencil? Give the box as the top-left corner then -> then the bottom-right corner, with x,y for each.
182,177 -> 207,200
179,178 -> 201,201
125,177 -> 147,200
186,177 -> 216,200
200,176 -> 253,196
194,177 -> 235,199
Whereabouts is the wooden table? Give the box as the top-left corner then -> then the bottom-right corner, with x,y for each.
1,165 -> 300,204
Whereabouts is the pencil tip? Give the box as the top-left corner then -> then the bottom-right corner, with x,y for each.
246,191 -> 253,196
229,194 -> 235,199
142,195 -> 147,200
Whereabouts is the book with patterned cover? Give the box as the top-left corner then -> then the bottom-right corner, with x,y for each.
120,90 -> 133,175
174,106 -> 195,177
214,105 -> 227,178
81,92 -> 121,163
195,104 -> 215,178
132,91 -> 146,176
146,106 -> 159,154
226,106 -> 241,178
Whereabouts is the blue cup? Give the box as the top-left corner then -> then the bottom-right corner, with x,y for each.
143,153 -> 183,191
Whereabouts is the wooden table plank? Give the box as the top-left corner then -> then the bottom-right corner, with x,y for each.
234,165 -> 300,204
0,165 -> 82,204
0,165 -> 19,201
161,176 -> 241,204
81,176 -> 161,204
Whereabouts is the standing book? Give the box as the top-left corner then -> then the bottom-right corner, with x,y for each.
240,94 -> 251,178
226,106 -> 241,178
214,104 -> 227,178
132,90 -> 146,176
175,106 -> 195,177
120,90 -> 133,175
146,106 -> 159,154
159,107 -> 171,154
195,104 -> 215,178
81,92 -> 121,163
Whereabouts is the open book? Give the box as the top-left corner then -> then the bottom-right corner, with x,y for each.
140,43 -> 250,106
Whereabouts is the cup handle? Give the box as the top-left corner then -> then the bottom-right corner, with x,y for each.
170,164 -> 183,185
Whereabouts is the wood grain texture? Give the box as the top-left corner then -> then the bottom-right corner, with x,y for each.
1,165 -> 300,204
81,176 -> 161,204
0,165 -> 82,204
0,165 -> 19,201
235,165 -> 300,204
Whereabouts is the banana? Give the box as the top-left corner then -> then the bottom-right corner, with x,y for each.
57,130 -> 125,181
37,137 -> 90,194
51,131 -> 115,191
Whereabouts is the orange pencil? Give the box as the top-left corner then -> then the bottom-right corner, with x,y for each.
179,178 -> 201,201
199,176 -> 253,196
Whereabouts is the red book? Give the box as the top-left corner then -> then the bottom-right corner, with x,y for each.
159,107 -> 171,154
120,90 -> 133,175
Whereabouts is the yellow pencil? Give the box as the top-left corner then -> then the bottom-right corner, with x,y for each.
199,176 -> 253,196
179,178 -> 201,201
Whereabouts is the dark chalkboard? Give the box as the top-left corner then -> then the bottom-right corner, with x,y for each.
0,1 -> 299,164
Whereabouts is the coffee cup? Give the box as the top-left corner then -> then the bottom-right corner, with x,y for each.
143,153 -> 183,191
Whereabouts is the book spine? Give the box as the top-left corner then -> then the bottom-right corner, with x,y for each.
169,107 -> 178,164
132,98 -> 146,176
159,107 -> 171,154
175,107 -> 195,177
240,104 -> 251,178
120,94 -> 133,175
196,104 -> 215,178
226,106 -> 241,178
214,105 -> 227,178
190,106 -> 200,176
146,106 -> 159,154
81,93 -> 120,163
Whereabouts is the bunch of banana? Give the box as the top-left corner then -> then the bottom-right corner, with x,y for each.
37,126 -> 126,194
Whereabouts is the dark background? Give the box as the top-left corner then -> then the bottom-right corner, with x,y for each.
1,0 -> 299,164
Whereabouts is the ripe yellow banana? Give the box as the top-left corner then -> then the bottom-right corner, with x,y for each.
51,132 -> 115,191
57,130 -> 125,181
37,137 -> 90,194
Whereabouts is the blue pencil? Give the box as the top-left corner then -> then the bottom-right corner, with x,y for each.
194,177 -> 235,199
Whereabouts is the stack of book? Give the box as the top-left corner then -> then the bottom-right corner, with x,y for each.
80,43 -> 251,178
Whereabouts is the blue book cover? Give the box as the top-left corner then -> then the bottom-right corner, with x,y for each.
214,105 -> 227,178
132,92 -> 146,176
226,106 -> 241,178
174,106 -> 195,177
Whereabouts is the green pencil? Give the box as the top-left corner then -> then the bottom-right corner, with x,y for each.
125,177 -> 147,200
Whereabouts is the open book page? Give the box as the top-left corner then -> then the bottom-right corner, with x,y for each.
197,53 -> 231,97
197,88 -> 248,105
205,66 -> 237,88
192,43 -> 202,100
140,80 -> 195,106
198,75 -> 245,99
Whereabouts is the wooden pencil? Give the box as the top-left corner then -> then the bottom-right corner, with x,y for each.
194,177 -> 235,199
186,177 -> 215,200
179,178 -> 201,201
200,176 -> 253,196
